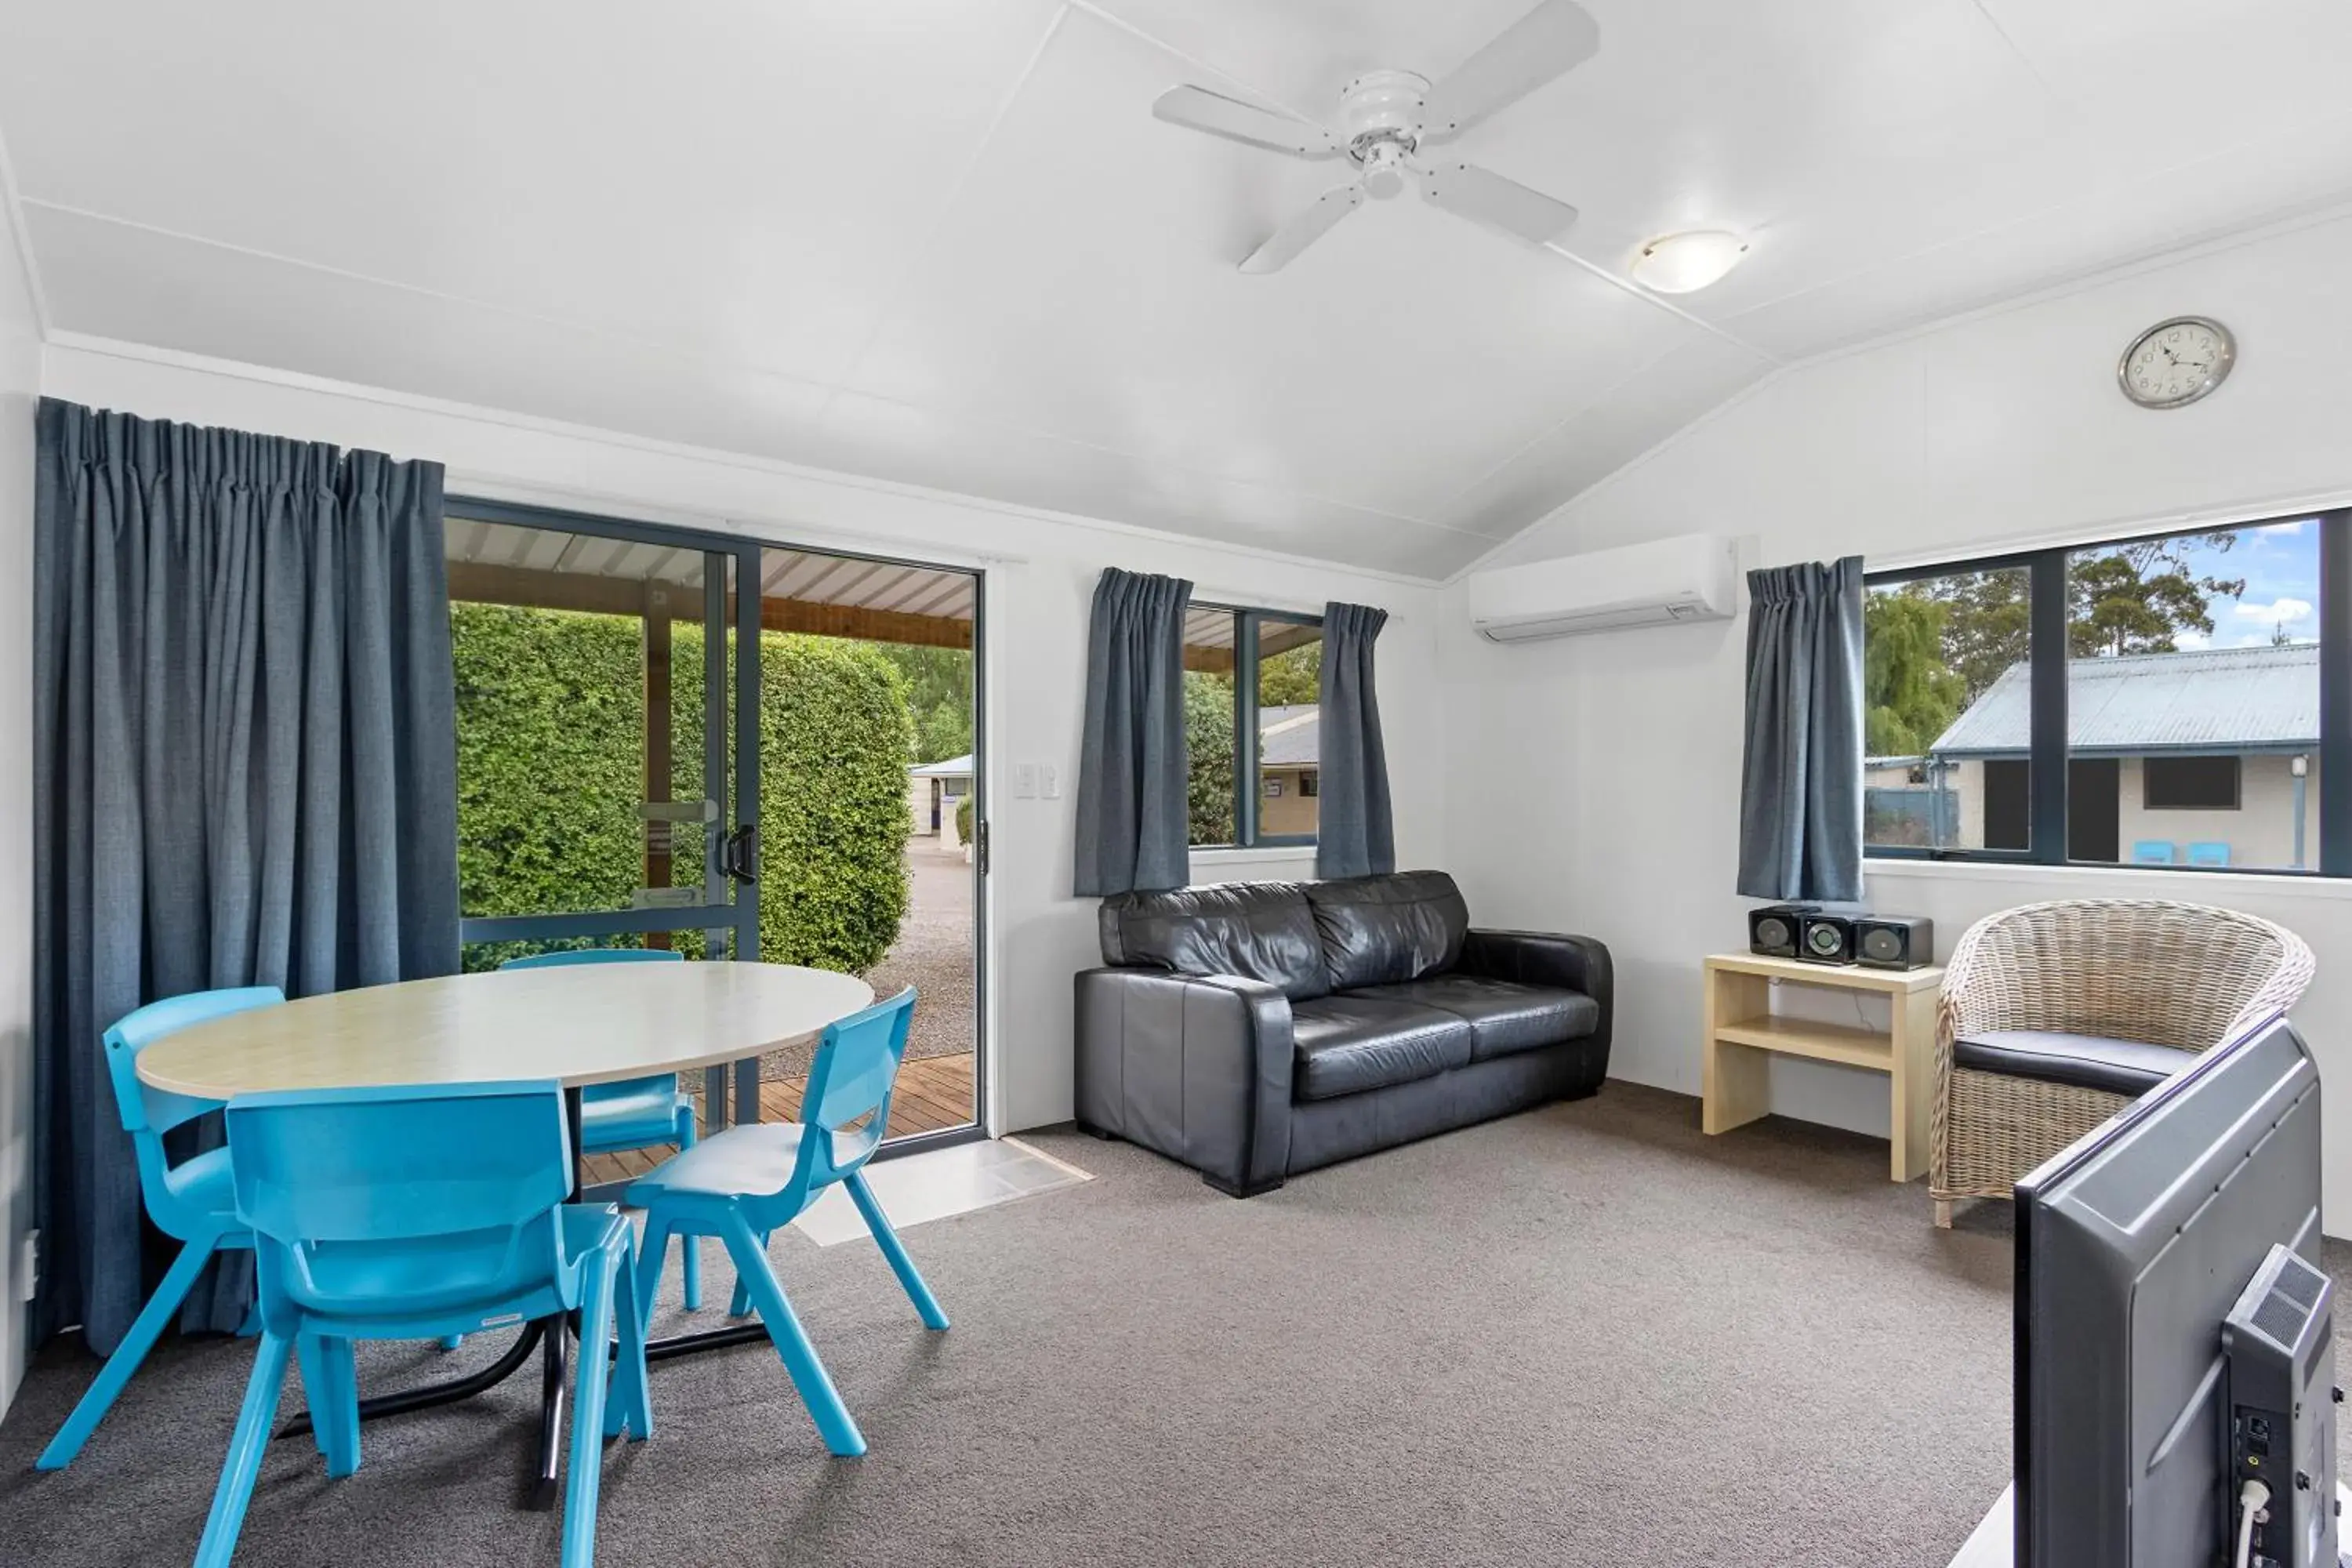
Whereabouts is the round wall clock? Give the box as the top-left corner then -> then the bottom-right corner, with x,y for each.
2118,316 -> 2234,409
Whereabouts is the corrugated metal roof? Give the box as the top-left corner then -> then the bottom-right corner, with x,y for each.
445,517 -> 978,621
1260,705 -> 1318,767
909,753 -> 974,777
1931,643 -> 2319,756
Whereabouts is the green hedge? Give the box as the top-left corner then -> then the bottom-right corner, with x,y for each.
452,604 -> 913,974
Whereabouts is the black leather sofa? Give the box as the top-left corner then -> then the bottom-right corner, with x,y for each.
1073,870 -> 1611,1196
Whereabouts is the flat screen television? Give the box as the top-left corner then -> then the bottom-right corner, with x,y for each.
2015,1012 -> 2325,1568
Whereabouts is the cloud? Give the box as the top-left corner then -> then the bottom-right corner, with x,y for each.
2233,596 -> 2314,626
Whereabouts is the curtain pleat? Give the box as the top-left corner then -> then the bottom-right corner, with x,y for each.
31,400 -> 460,1352
1315,602 -> 1394,880
1073,568 -> 1192,896
1736,556 -> 1865,902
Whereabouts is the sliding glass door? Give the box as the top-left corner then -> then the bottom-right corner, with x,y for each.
445,501 -> 760,967
441,500 -> 986,1159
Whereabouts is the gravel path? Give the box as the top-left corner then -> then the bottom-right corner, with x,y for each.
758,834 -> 976,1080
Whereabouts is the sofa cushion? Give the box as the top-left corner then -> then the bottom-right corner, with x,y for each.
1301,871 -> 1471,992
1289,996 -> 1474,1102
1346,975 -> 1600,1062
1097,882 -> 1330,1001
1952,1029 -> 2190,1099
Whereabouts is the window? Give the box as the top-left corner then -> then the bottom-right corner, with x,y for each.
1183,603 -> 1323,847
1862,564 -> 2031,854
2143,756 -> 2241,811
1864,511 -> 2340,875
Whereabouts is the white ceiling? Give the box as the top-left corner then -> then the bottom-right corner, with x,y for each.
5,1 -> 2350,579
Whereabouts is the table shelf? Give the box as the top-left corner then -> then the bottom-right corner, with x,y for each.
1714,1013 -> 1893,1070
1700,951 -> 1944,1183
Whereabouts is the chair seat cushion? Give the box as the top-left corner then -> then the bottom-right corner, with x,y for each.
1289,996 -> 1473,1102
579,1074 -> 690,1153
1952,1029 -> 2190,1098
1345,976 -> 1600,1062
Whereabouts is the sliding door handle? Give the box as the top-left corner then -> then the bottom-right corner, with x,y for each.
722,824 -> 759,884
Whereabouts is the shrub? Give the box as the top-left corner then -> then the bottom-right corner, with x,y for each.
954,793 -> 974,844
451,604 -> 913,975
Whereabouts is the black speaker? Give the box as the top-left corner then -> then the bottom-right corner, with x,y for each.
1797,913 -> 1857,965
1748,903 -> 1820,958
1853,915 -> 1934,971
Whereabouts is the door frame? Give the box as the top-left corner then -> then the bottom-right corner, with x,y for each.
444,496 -> 990,1156
448,497 -> 762,964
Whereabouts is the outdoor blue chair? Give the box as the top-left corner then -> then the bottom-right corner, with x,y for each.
2131,840 -> 2176,865
37,987 -> 285,1471
2188,840 -> 2232,867
624,987 -> 943,1457
502,948 -> 702,1312
196,1081 -> 650,1568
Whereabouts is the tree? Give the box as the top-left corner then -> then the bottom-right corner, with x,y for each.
873,643 -> 974,764
1185,670 -> 1236,845
1258,641 -> 1319,707
1863,590 -> 1963,755
2066,535 -> 2243,658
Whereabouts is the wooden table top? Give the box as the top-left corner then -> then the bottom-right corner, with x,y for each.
133,962 -> 877,1098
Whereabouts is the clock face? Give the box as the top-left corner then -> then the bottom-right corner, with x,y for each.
2119,317 -> 2234,408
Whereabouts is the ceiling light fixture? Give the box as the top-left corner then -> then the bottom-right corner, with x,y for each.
1632,230 -> 1748,294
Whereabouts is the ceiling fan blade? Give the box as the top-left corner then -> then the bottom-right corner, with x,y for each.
1240,185 -> 1365,274
1421,0 -> 1600,143
1421,162 -> 1578,245
1152,85 -> 1341,159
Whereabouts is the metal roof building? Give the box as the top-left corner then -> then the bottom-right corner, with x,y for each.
1930,643 -> 2319,758
1259,705 -> 1319,768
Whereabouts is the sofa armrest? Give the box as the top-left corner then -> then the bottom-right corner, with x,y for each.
1456,930 -> 1613,1045
1074,967 -> 1294,1196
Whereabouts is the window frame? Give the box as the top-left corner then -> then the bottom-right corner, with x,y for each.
1863,509 -> 2350,877
1195,602 -> 1323,851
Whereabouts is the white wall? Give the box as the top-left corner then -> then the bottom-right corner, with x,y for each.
0,196 -> 38,1414
38,340 -> 1448,1144
1441,209 -> 2352,1221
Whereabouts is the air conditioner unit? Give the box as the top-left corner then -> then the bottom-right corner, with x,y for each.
1467,533 -> 1737,643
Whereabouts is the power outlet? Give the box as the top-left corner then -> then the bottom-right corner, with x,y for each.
16,1230 -> 37,1304
1012,763 -> 1039,799
1040,763 -> 1061,799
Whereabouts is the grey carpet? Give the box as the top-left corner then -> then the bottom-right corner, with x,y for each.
0,1083 -> 2029,1567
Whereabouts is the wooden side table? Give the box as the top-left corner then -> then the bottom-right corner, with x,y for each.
1700,951 -> 1945,1181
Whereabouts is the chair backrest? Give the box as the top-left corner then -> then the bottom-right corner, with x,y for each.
2187,841 -> 2232,867
751,988 -> 916,1222
2129,840 -> 2176,865
498,946 -> 685,970
226,1081 -> 572,1319
103,987 -> 286,1227
1940,898 -> 2316,1054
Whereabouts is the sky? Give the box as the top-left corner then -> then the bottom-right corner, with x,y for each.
2137,517 -> 2318,649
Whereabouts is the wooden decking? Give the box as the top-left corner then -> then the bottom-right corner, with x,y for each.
579,1051 -> 977,1187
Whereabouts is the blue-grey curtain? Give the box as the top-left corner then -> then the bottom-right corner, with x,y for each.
1316,601 -> 1393,880
1073,568 -> 1192,896
32,400 -> 461,1353
1737,557 -> 1864,902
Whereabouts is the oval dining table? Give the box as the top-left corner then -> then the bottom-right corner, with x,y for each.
136,959 -> 876,1510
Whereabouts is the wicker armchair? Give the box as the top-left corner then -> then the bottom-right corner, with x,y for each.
1930,898 -> 2314,1227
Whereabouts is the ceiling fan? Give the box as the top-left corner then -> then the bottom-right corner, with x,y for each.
1151,0 -> 1599,274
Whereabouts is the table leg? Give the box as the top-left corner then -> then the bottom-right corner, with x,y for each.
529,1312 -> 568,1512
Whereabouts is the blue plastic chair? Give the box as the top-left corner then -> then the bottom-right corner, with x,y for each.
624,987 -> 943,1457
501,948 -> 702,1313
195,1081 -> 650,1568
37,987 -> 285,1471
2130,840 -> 2176,865
2188,841 -> 2232,867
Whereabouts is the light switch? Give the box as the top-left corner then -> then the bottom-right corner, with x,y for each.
1013,763 -> 1039,799
1041,763 -> 1061,799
